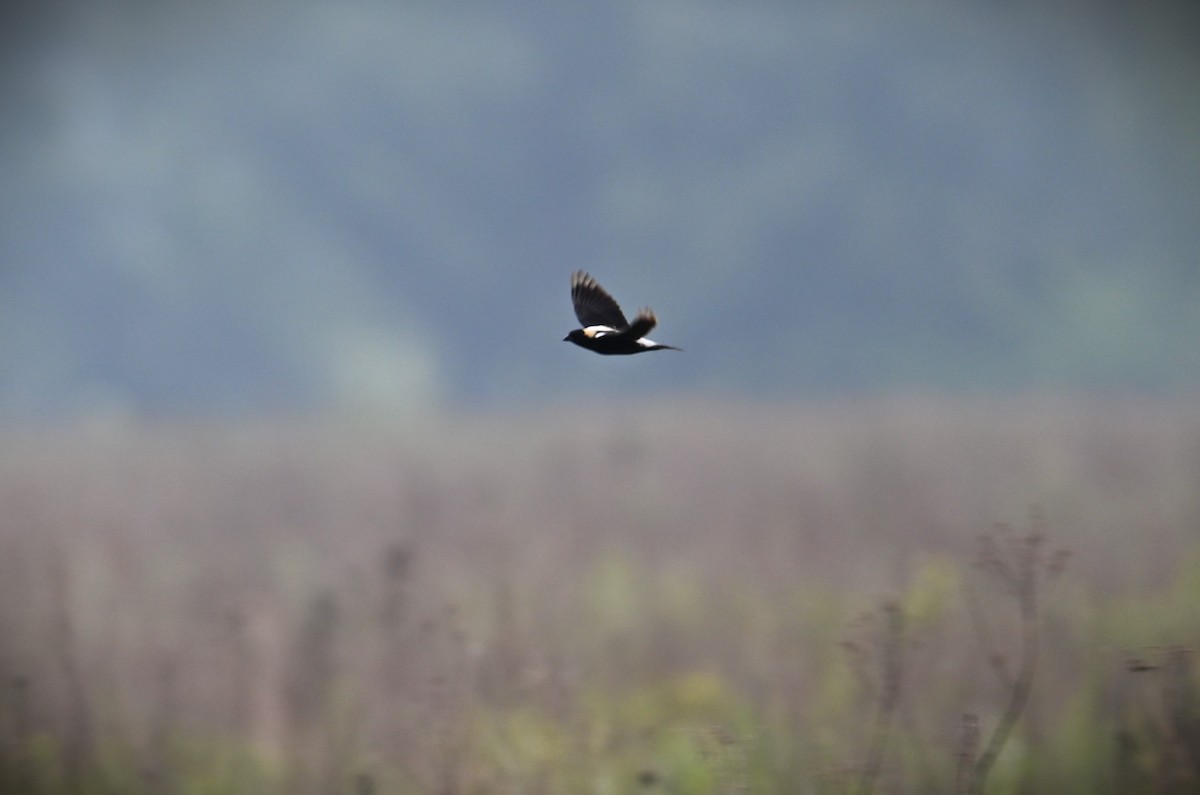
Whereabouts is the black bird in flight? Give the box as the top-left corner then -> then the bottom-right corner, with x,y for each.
563,271 -> 681,355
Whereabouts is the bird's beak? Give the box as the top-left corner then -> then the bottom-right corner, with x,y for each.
562,335 -> 570,342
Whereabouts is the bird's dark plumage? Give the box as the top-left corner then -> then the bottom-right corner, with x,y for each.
571,271 -> 629,329
564,271 -> 681,355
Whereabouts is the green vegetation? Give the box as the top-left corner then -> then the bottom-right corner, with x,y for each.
0,400 -> 1198,793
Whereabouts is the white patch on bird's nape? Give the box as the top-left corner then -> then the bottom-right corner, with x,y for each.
583,325 -> 615,338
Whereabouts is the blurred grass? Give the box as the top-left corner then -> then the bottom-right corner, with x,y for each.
1,399 -> 1198,793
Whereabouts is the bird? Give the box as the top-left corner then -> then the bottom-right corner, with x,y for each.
563,270 -> 681,355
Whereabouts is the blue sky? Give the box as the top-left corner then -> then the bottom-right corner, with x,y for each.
1,1 -> 1198,418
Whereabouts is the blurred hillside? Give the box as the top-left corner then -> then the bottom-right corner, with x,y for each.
1,1 -> 1198,418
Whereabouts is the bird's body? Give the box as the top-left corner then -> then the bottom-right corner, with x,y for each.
563,271 -> 681,355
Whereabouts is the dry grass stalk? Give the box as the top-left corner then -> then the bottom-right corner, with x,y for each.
954,712 -> 980,795
964,509 -> 1067,795
854,601 -> 904,795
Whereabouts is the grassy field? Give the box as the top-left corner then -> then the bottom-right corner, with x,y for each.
1,397 -> 1198,793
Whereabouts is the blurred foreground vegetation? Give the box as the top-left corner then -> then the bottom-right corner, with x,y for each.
1,398 -> 1198,793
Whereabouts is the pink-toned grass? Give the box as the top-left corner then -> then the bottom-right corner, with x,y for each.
1,397 -> 1198,792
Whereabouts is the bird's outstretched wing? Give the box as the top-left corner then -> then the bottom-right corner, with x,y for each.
571,271 -> 629,329
620,308 -> 658,340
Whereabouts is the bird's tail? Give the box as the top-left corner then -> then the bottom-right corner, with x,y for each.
624,308 -> 658,340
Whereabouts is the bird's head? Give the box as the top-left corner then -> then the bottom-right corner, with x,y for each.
563,329 -> 586,344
